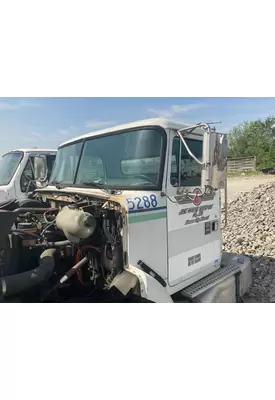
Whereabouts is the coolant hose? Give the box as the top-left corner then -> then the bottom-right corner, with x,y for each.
0,249 -> 56,298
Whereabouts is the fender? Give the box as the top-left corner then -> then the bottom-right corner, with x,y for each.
111,265 -> 173,303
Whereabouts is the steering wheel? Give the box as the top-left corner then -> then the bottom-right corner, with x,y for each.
130,174 -> 156,185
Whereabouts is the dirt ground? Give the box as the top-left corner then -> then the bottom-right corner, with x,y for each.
226,175 -> 275,203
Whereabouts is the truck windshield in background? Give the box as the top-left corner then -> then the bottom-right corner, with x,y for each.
0,152 -> 23,186
50,128 -> 166,189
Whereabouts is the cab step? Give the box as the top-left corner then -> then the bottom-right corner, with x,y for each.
180,263 -> 241,299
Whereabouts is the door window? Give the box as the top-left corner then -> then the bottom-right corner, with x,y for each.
170,137 -> 203,187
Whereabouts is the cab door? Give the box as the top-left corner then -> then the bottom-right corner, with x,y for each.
166,130 -> 221,288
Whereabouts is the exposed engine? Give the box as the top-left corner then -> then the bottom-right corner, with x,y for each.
0,195 -> 134,302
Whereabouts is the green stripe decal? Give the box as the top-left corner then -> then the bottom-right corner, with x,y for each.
128,211 -> 167,224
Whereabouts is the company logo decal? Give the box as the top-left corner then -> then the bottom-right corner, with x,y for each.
192,188 -> 202,206
175,188 -> 215,206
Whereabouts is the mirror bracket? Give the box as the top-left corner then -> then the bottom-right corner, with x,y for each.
176,122 -> 228,192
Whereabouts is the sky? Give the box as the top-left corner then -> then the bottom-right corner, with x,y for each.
0,97 -> 275,154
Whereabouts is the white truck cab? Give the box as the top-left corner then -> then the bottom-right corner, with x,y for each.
0,149 -> 57,204
30,118 -> 251,303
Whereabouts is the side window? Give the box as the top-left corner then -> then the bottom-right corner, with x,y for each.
170,137 -> 203,187
46,155 -> 56,180
20,159 -> 35,193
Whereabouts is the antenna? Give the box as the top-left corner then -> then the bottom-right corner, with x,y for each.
197,121 -> 222,126
196,121 -> 222,131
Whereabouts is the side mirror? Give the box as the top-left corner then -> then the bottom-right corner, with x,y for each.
209,131 -> 228,189
33,156 -> 48,186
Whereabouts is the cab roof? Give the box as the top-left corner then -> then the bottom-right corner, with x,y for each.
5,148 -> 57,154
60,118 -> 204,148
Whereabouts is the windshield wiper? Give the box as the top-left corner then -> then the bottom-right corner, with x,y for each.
50,180 -> 68,190
80,181 -> 122,195
80,181 -> 107,189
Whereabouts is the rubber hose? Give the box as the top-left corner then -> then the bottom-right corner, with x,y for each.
41,256 -> 88,301
34,240 -> 70,248
103,216 -> 115,244
11,230 -> 42,239
0,248 -> 56,298
14,208 -> 59,214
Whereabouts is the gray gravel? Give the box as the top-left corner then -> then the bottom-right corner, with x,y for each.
225,174 -> 275,203
222,180 -> 275,303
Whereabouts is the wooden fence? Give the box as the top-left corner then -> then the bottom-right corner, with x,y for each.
227,156 -> 256,172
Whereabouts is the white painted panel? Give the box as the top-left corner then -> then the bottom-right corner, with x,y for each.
128,218 -> 168,280
168,239 -> 221,286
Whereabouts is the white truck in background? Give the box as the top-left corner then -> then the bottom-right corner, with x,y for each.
0,149 -> 57,204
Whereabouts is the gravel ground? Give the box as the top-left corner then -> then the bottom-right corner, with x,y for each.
226,174 -> 275,203
223,175 -> 275,303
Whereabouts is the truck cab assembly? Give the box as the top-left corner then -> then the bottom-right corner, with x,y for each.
0,119 -> 252,303
0,148 -> 56,204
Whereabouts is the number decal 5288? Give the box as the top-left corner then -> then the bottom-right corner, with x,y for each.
126,195 -> 158,210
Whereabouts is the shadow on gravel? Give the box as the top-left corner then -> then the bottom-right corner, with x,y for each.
242,254 -> 275,303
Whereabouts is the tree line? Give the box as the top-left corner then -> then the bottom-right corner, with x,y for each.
228,115 -> 275,170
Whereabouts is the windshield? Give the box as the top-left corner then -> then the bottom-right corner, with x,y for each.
50,128 -> 166,189
0,152 -> 23,186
